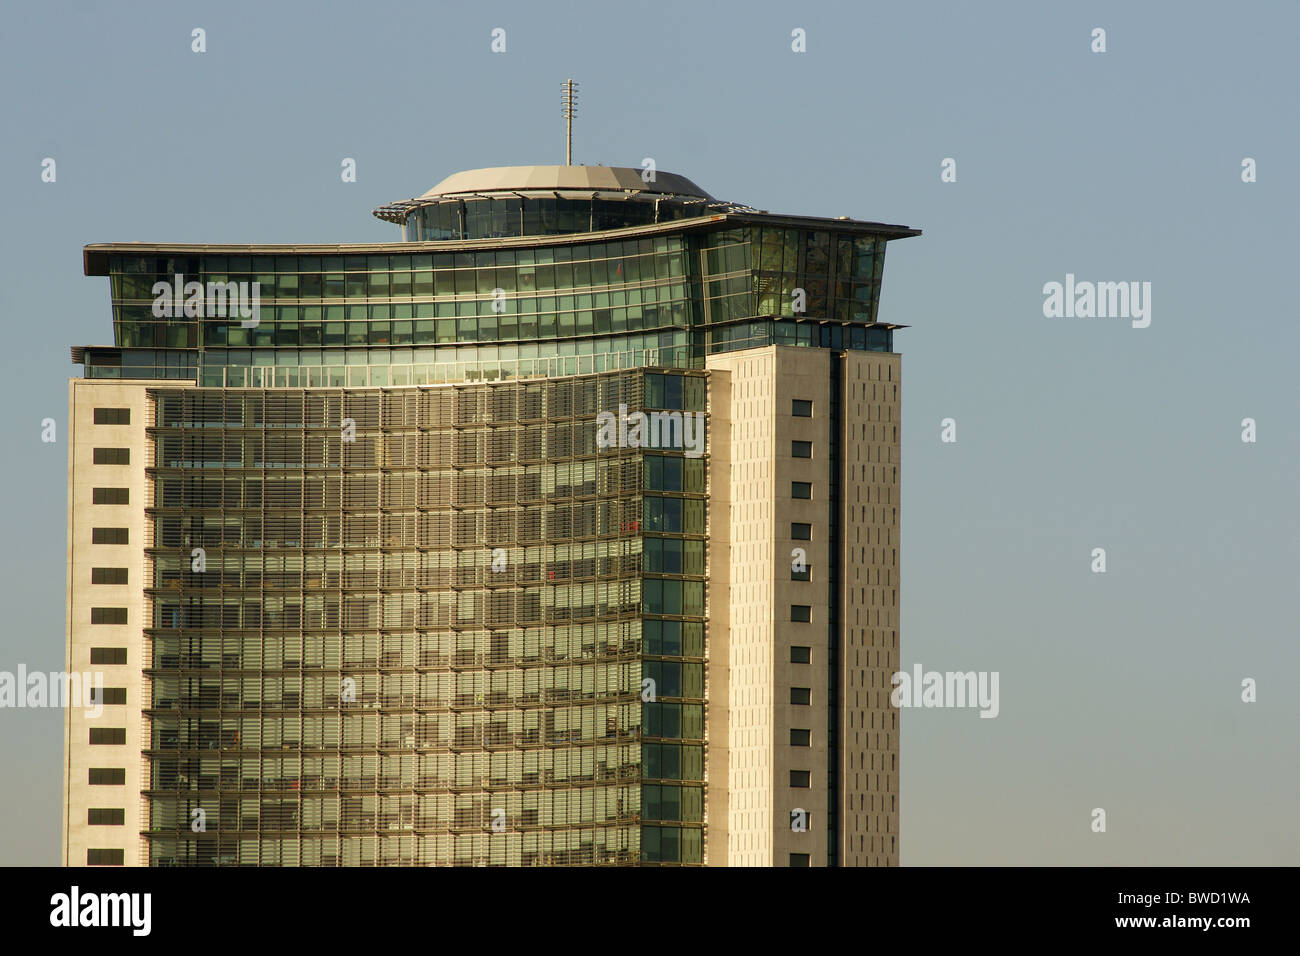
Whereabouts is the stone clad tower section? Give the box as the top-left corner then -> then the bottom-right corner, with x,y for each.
64,378 -> 188,866
704,347 -> 900,866
66,163 -> 917,866
703,350 -> 777,865
839,350 -> 900,866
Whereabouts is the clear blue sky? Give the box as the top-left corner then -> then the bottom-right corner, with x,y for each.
1,0 -> 1296,865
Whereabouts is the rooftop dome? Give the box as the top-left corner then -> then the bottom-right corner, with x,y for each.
416,165 -> 715,201
372,165 -> 735,225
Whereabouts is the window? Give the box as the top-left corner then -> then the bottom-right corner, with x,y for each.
641,661 -> 705,700
87,849 -> 124,866
90,687 -> 127,706
92,528 -> 129,545
791,523 -> 811,540
90,648 -> 127,666
790,687 -> 811,705
92,448 -> 130,465
642,579 -> 705,617
792,399 -> 813,417
644,372 -> 704,410
92,487 -> 130,505
643,703 -> 706,741
789,853 -> 811,867
790,728 -> 811,747
91,568 -> 128,585
790,770 -> 811,788
792,564 -> 811,582
792,440 -> 812,458
89,768 -> 126,786
645,455 -> 707,494
790,605 -> 812,622
93,408 -> 130,425
790,646 -> 811,664
643,537 -> 706,575
88,808 -> 125,826
640,824 -> 705,863
641,742 -> 705,781
792,481 -> 812,499
89,728 -> 126,745
642,620 -> 705,658
91,608 -> 128,625
643,496 -> 705,534
642,784 -> 706,823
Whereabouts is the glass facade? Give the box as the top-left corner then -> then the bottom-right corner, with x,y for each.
86,222 -> 894,386
141,370 -> 706,865
403,196 -> 703,242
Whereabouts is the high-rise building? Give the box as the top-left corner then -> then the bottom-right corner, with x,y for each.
63,160 -> 918,866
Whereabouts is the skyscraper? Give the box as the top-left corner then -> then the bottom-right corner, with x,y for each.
63,160 -> 918,866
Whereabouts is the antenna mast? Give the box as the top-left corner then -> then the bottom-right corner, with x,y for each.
561,79 -> 578,165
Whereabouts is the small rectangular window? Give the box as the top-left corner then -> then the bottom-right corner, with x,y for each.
792,440 -> 812,459
90,687 -> 127,706
88,808 -> 125,826
89,768 -> 126,785
90,607 -> 128,625
89,728 -> 126,745
91,568 -> 128,585
790,770 -> 811,788
790,646 -> 811,664
792,400 -> 813,417
791,481 -> 812,499
92,448 -> 130,465
92,487 -> 130,505
89,648 -> 127,666
93,408 -> 131,425
87,849 -> 124,866
792,565 -> 811,582
791,523 -> 811,540
789,853 -> 811,867
92,528 -> 129,545
790,687 -> 811,705
791,605 -> 812,623
790,728 -> 811,747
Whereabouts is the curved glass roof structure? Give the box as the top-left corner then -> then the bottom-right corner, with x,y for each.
77,163 -> 920,386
